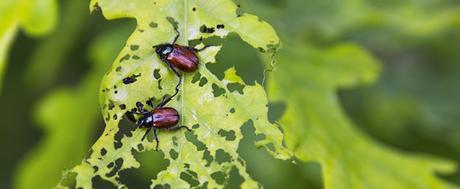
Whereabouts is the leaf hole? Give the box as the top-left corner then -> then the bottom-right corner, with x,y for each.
123,73 -> 141,85
185,132 -> 207,151
218,129 -> 236,141
169,149 -> 179,159
180,171 -> 200,187
191,72 -> 202,83
114,120 -> 137,149
105,158 -> 123,177
227,82 -> 245,94
215,149 -> 232,164
203,150 -> 214,166
93,175 -> 115,189
198,77 -> 208,87
212,83 -> 226,97
227,167 -> 244,188
211,171 -> 226,185
153,184 -> 171,189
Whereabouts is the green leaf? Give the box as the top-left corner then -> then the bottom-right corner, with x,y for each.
0,0 -> 57,91
57,0 -> 290,188
268,42 -> 458,189
14,27 -> 131,189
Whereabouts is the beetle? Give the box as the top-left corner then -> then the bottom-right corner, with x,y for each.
153,29 -> 210,86
128,95 -> 191,150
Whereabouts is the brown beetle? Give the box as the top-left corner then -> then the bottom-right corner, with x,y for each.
130,95 -> 191,150
153,29 -> 209,90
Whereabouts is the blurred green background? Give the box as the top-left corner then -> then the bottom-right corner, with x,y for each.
1,0 -> 460,188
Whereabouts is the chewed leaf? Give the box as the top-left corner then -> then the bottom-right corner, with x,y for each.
57,0 -> 290,188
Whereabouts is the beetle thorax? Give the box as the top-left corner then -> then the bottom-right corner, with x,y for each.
155,44 -> 174,59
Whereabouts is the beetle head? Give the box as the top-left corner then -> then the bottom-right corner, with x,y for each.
137,114 -> 153,128
154,44 -> 174,59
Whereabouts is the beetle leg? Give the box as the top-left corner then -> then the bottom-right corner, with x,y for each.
190,45 -> 211,52
141,127 -> 151,141
172,28 -> 180,44
153,64 -> 181,109
167,125 -> 192,132
153,128 -> 159,151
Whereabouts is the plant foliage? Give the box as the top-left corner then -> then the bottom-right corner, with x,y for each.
267,42 -> 459,189
56,0 -> 290,188
0,0 -> 57,90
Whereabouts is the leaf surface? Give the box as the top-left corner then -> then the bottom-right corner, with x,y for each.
57,0 -> 290,188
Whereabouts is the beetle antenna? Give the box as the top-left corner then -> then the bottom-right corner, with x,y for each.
166,125 -> 191,132
172,28 -> 180,44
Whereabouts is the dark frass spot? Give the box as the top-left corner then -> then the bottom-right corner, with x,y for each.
153,69 -> 161,79
105,158 -> 124,177
114,90 -> 118,94
93,166 -> 99,173
113,114 -> 118,120
149,22 -> 158,28
192,124 -> 199,129
230,108 -> 235,113
200,25 -> 215,33
108,101 -> 115,110
192,7 -> 196,11
258,47 -> 266,53
119,54 -> 130,62
136,102 -> 144,110
123,73 -> 141,85
138,29 -> 144,32
119,104 -> 126,110
216,24 -> 224,29
146,97 -> 156,107
100,148 -> 107,156
130,45 -> 139,51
